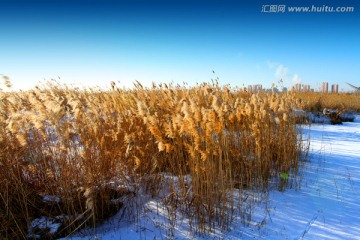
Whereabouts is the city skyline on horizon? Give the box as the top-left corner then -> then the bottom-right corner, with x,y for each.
246,81 -> 359,93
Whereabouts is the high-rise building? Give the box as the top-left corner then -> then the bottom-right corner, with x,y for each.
295,83 -> 302,92
248,84 -> 262,93
322,82 -> 329,93
247,85 -> 252,92
331,84 -> 339,93
302,84 -> 311,92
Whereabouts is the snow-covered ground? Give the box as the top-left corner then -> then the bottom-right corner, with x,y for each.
67,116 -> 360,240
238,116 -> 360,240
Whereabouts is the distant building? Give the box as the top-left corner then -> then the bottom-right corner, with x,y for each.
302,84 -> 311,92
295,83 -> 302,92
255,84 -> 263,92
272,87 -> 279,92
331,84 -> 339,93
248,84 -> 262,93
322,82 -> 329,93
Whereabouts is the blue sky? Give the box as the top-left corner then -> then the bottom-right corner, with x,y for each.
0,0 -> 359,91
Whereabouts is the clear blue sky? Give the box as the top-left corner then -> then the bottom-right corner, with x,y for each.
1,0 -> 359,91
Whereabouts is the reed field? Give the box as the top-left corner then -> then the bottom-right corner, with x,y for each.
4,77 -> 357,238
295,91 -> 360,113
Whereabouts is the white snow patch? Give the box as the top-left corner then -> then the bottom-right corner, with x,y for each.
28,216 -> 61,238
42,195 -> 61,203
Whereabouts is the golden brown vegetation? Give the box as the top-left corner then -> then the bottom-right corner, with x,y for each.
1,78 -> 307,238
295,91 -> 360,113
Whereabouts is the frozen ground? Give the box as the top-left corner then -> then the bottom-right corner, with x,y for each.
67,116 -> 360,240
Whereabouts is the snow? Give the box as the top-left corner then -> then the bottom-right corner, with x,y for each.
293,108 -> 356,124
28,216 -> 62,238
42,195 -> 61,204
65,115 -> 360,240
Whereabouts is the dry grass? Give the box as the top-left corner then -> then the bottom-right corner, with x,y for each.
295,91 -> 360,113
1,78 -> 307,238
